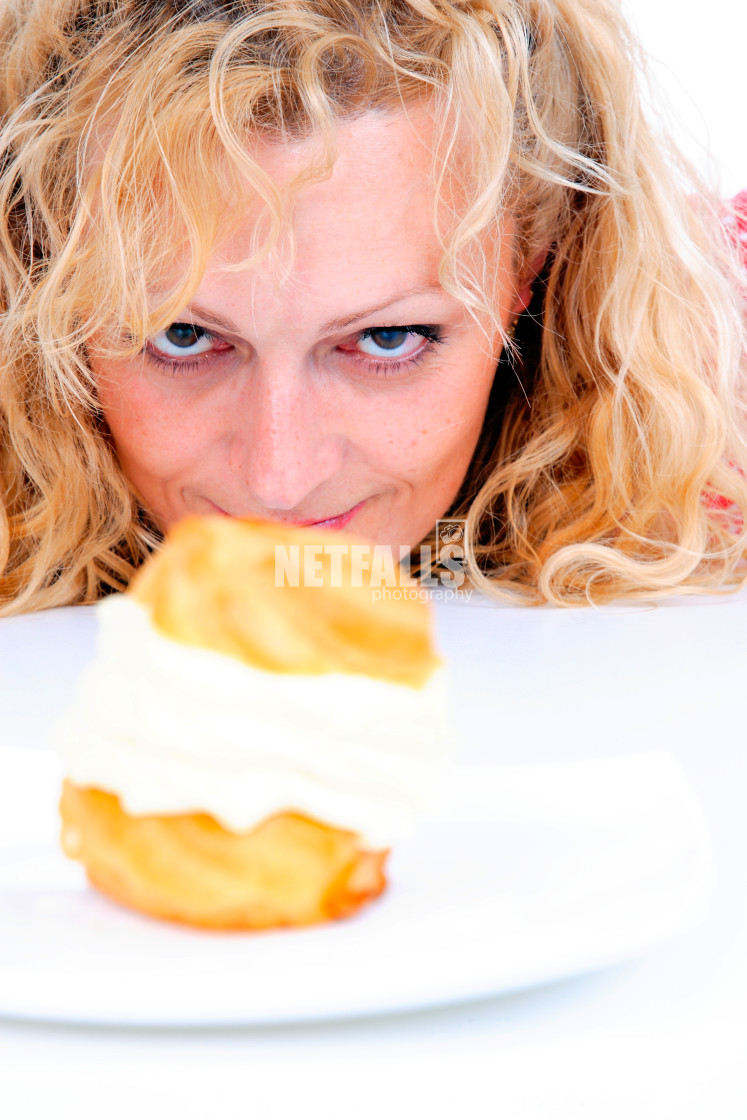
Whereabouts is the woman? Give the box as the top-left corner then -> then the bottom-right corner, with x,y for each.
0,0 -> 745,614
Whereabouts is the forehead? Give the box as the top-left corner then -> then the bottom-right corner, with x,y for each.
191,106 -> 506,326
220,109 -> 440,272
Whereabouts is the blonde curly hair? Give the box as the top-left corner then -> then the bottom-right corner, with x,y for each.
0,0 -> 745,613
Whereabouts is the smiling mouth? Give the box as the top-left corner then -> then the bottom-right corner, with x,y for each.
290,500 -> 367,531
203,498 -> 367,531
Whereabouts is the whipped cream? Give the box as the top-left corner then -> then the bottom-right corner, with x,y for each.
60,595 -> 451,849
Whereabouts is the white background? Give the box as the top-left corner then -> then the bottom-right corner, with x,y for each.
623,0 -> 745,194
1,3 -> 746,1118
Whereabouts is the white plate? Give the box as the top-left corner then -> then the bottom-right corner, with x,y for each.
0,746 -> 710,1026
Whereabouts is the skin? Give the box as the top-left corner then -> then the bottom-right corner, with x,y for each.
93,108 -> 531,552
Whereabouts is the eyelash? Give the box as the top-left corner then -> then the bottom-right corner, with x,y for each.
143,324 -> 446,378
354,325 -> 445,377
144,331 -> 224,377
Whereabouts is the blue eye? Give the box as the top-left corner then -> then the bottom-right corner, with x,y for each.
151,323 -> 216,359
165,324 -> 203,348
367,329 -> 409,350
355,325 -> 443,361
144,321 -> 234,376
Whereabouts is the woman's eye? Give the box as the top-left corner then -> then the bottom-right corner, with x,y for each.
351,325 -> 443,362
150,323 -> 218,359
359,328 -> 411,355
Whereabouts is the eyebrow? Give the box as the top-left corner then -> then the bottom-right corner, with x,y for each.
185,284 -> 448,338
320,285 -> 448,332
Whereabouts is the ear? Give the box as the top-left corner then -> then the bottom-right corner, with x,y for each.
511,250 -> 547,315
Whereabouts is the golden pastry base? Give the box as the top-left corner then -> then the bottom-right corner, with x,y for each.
60,781 -> 388,930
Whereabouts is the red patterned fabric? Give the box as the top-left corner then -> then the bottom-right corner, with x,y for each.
725,190 -> 747,270
700,193 -> 746,533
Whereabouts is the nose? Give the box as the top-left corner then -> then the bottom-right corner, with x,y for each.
228,358 -> 343,513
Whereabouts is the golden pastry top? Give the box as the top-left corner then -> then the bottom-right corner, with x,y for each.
130,517 -> 441,688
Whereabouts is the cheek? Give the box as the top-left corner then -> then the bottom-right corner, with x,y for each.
359,356 -> 496,484
96,363 -> 212,476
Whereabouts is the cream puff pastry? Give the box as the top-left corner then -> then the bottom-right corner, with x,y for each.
60,517 -> 447,929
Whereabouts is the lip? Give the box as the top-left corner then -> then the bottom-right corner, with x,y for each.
200,499 -> 231,517
201,498 -> 367,531
291,500 -> 367,531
